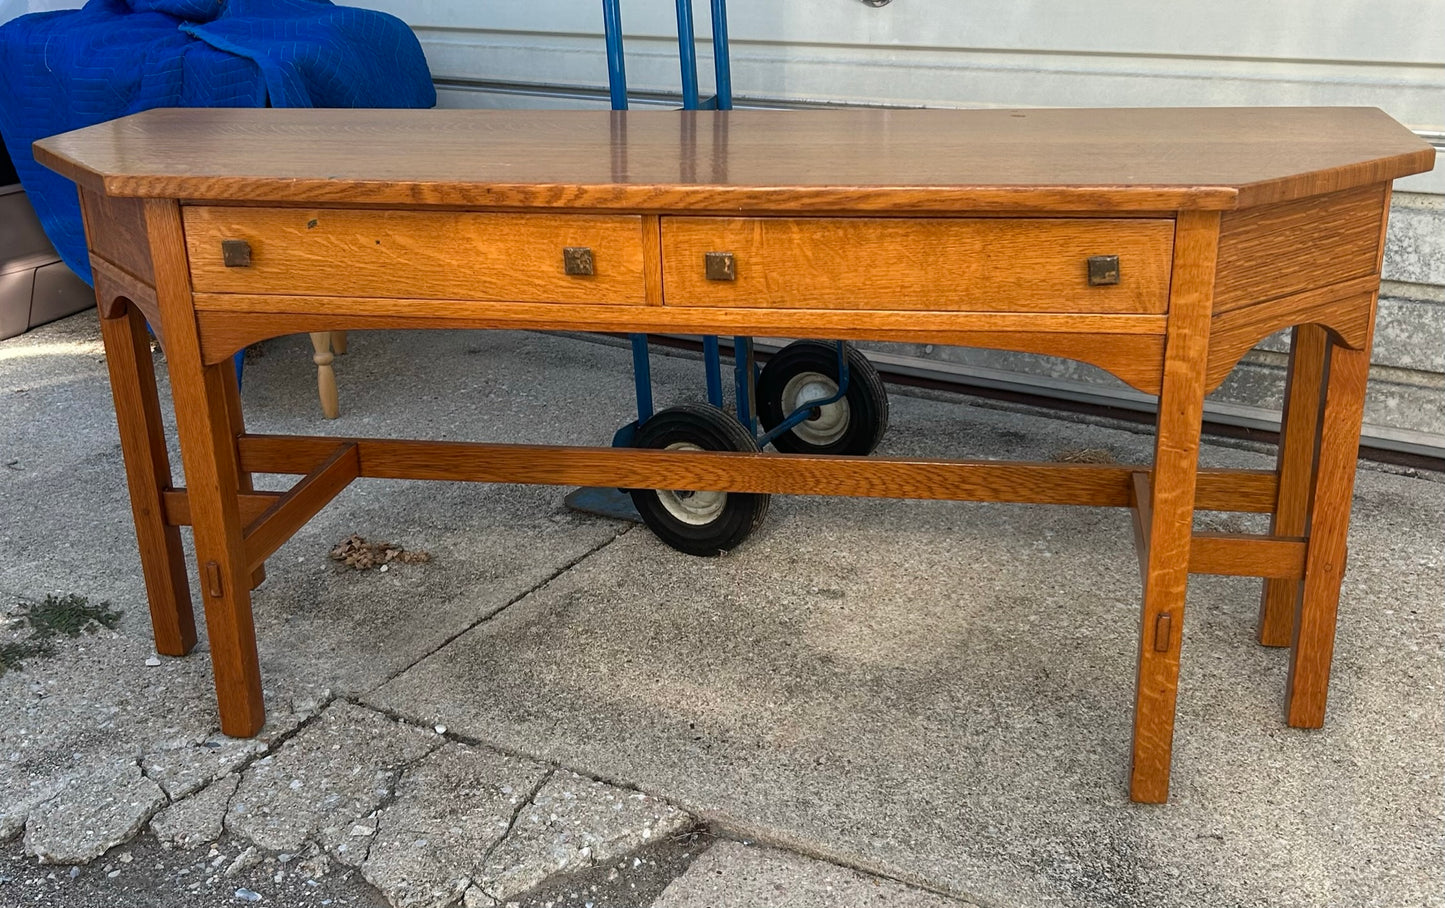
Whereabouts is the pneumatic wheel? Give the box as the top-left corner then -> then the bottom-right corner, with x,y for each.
757,341 -> 890,455
628,403 -> 771,556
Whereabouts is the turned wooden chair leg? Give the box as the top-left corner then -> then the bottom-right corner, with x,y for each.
311,331 -> 339,419
330,330 -> 348,355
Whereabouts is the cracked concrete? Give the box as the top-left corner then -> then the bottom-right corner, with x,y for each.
473,772 -> 695,903
150,772 -> 240,849
3,316 -> 1441,907
225,701 -> 439,856
0,624 -> 312,854
361,743 -> 549,908
22,760 -> 166,864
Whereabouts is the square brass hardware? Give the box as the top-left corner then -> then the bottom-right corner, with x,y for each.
705,251 -> 736,281
563,246 -> 595,276
221,239 -> 252,268
1087,255 -> 1120,286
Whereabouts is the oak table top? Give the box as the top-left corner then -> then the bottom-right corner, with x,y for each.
35,106 -> 1433,212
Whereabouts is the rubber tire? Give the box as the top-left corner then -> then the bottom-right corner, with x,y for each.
757,341 -> 890,455
628,403 -> 771,556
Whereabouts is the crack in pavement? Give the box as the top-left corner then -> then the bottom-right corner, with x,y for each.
341,700 -> 449,871
376,523 -> 635,690
472,766 -> 556,906
211,696 -> 336,838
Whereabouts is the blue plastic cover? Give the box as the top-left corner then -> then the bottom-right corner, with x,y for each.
0,0 -> 435,284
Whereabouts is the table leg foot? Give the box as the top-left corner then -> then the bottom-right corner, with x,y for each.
1127,210 -> 1217,803
145,198 -> 267,736
1259,325 -> 1330,648
1286,337 -> 1371,729
98,302 -> 197,656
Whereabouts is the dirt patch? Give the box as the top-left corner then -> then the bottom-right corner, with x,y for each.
329,535 -> 432,571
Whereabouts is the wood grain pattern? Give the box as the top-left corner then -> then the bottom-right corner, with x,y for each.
97,301 -> 196,656
1190,532 -> 1307,580
163,489 -> 281,527
1213,185 -> 1386,313
191,301 -> 1169,394
90,256 -> 162,345
1130,209 -> 1220,804
1259,324 -> 1330,646
1205,280 -> 1377,392
243,443 -> 359,574
184,207 -> 647,304
232,433 -> 1279,512
79,188 -> 154,284
220,356 -> 267,590
661,217 -> 1173,313
145,198 -> 266,737
34,108 -> 1434,213
1287,332 -> 1374,728
642,214 -> 664,305
1283,184 -> 1391,726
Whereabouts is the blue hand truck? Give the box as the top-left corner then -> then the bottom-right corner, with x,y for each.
565,0 -> 890,556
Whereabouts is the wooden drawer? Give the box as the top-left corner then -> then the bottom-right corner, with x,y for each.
184,207 -> 647,304
661,217 -> 1174,313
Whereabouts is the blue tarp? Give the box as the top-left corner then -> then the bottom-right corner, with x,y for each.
0,0 -> 435,284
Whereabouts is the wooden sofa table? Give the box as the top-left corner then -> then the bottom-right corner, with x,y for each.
35,107 -> 1433,802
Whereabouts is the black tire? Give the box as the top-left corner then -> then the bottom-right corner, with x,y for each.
628,403 -> 771,556
756,341 -> 889,455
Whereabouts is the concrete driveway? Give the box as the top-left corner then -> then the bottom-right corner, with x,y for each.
1,313 -> 1440,907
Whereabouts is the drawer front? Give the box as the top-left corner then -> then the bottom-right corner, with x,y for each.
661,217 -> 1174,313
184,208 -> 647,304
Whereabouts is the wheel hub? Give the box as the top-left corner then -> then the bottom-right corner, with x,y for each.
658,441 -> 727,525
781,372 -> 850,446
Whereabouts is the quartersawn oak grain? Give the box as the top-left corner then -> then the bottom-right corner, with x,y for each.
187,301 -> 1171,394
661,216 -> 1174,314
185,207 -> 648,304
34,107 -> 1434,213
232,432 -> 1281,512
1213,184 -> 1386,313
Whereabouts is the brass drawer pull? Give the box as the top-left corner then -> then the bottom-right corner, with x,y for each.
563,246 -> 595,276
704,251 -> 736,281
221,239 -> 252,268
1087,255 -> 1120,286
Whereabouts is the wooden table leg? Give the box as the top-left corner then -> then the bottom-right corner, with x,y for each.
1286,329 -> 1373,728
98,302 -> 197,656
221,365 -> 267,590
146,199 -> 266,737
1258,324 -> 1330,646
1129,210 -> 1218,803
